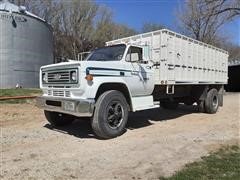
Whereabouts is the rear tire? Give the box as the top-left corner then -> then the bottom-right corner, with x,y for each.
160,100 -> 179,110
91,90 -> 129,139
44,110 -> 74,126
205,88 -> 219,114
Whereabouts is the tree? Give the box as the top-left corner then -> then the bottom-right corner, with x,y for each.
177,0 -> 240,45
15,0 -> 137,60
59,0 -> 98,59
222,41 -> 240,61
93,5 -> 136,48
92,6 -> 116,48
205,0 -> 240,18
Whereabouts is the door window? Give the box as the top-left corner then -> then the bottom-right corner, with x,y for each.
126,46 -> 143,62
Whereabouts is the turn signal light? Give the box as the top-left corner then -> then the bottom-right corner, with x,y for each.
85,74 -> 93,81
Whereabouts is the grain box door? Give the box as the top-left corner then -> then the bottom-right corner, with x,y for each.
152,32 -> 161,83
167,34 -> 175,82
159,32 -> 168,82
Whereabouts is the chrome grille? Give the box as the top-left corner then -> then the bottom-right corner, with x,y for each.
47,90 -> 52,96
47,71 -> 70,83
65,91 -> 71,97
42,68 -> 78,84
47,90 -> 71,98
52,90 -> 65,97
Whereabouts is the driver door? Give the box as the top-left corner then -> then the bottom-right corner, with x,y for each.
124,46 -> 154,96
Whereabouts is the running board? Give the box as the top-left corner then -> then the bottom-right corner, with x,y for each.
131,96 -> 160,112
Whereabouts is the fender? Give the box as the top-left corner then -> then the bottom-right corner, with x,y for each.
83,76 -> 133,100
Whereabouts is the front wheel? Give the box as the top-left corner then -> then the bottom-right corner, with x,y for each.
91,90 -> 129,139
44,110 -> 74,126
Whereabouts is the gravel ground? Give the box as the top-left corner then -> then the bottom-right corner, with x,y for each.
1,93 -> 239,179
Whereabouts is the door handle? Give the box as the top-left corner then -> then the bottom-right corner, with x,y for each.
120,72 -> 125,76
146,66 -> 152,69
131,71 -> 138,75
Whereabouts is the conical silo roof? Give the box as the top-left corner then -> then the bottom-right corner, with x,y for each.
0,0 -> 46,22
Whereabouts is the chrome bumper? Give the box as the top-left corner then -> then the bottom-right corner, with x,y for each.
36,96 -> 95,117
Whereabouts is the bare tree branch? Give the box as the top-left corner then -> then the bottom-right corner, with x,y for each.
177,0 -> 239,46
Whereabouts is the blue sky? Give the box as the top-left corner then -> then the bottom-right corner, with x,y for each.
97,0 -> 240,45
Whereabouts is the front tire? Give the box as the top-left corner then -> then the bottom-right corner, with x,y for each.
44,110 -> 74,126
91,90 -> 129,139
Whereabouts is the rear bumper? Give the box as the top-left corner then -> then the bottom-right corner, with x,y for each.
36,96 -> 95,117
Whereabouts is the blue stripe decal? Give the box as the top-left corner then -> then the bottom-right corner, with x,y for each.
86,67 -> 139,76
91,74 -> 123,77
87,67 -> 133,73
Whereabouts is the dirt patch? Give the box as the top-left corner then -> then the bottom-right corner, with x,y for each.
1,93 -> 239,179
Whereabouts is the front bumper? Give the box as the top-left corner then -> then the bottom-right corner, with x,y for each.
36,96 -> 95,117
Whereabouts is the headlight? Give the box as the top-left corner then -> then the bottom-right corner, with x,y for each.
42,73 -> 48,83
70,71 -> 77,81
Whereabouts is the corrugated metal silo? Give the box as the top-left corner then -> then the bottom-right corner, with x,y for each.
0,0 -> 53,88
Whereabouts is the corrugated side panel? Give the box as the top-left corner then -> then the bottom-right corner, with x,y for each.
154,30 -> 228,85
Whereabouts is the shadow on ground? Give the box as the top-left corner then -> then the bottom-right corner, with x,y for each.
44,119 -> 95,139
44,104 -> 200,139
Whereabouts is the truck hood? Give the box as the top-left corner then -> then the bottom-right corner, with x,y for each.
41,61 -> 124,73
41,61 -> 81,69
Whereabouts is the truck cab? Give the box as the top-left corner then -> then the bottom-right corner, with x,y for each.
37,43 -> 157,139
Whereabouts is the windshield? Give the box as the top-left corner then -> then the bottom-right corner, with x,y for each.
87,44 -> 126,61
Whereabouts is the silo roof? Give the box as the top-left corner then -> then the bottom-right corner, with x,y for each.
0,0 -> 45,22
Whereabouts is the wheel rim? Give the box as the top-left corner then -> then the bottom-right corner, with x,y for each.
107,101 -> 124,129
212,95 -> 218,109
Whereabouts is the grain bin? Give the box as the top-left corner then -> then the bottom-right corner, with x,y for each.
0,0 -> 53,88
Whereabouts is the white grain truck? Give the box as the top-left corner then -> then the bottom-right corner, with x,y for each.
36,29 -> 228,139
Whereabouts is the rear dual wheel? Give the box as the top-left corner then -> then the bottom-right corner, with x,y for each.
198,88 -> 219,114
204,88 -> 219,114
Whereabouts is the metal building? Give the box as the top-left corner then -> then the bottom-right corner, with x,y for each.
225,60 -> 240,92
0,0 -> 53,88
